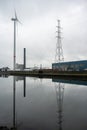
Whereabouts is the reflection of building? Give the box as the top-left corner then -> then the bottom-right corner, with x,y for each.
52,60 -> 87,71
53,78 -> 87,86
15,76 -> 24,81
0,74 -> 9,78
55,83 -> 64,130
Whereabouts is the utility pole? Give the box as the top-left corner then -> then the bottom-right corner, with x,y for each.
55,20 -> 64,63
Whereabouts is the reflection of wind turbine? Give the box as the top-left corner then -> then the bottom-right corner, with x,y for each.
11,76 -> 26,129
11,11 -> 21,70
55,82 -> 64,130
13,76 -> 16,129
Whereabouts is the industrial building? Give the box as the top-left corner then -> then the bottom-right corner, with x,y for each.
52,60 -> 87,71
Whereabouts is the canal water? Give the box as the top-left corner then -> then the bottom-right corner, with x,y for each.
0,76 -> 87,130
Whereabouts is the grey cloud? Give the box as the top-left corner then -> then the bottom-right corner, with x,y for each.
0,0 -> 87,68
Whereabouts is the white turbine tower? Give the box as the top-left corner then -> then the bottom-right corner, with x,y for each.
11,11 -> 21,70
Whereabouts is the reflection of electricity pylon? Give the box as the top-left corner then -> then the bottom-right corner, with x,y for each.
55,83 -> 64,130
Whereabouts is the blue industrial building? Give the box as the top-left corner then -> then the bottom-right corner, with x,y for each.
52,60 -> 87,71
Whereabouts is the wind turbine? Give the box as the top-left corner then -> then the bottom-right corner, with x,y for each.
11,11 -> 21,70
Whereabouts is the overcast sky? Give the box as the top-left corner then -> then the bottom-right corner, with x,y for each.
0,0 -> 87,68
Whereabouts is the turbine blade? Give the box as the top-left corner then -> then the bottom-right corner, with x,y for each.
15,10 -> 17,20
14,10 -> 22,24
17,19 -> 22,24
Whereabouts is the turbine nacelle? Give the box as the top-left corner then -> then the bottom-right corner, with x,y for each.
11,18 -> 17,21
11,11 -> 21,24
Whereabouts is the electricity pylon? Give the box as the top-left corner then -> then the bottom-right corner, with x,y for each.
55,20 -> 64,63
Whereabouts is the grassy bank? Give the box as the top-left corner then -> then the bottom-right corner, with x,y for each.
1,69 -> 87,79
9,69 -> 87,78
